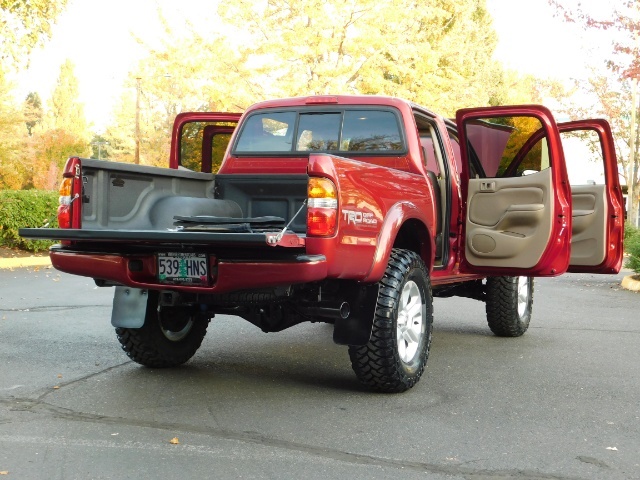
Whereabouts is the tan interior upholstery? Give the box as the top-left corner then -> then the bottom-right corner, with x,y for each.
466,168 -> 553,268
570,184 -> 607,266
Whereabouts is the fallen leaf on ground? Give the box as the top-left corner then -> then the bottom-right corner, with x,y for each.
170,437 -> 179,445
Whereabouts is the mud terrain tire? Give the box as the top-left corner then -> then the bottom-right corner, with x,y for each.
348,249 -> 433,393
485,276 -> 533,337
115,291 -> 209,367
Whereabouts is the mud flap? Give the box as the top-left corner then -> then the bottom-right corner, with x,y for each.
333,283 -> 379,346
111,287 -> 149,328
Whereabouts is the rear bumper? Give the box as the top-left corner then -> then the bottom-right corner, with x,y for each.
50,249 -> 327,293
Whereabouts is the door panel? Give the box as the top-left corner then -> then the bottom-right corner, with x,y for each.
558,120 -> 623,274
466,168 -> 552,268
456,105 -> 572,277
570,185 -> 607,266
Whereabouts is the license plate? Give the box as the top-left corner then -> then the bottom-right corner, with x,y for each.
157,253 -> 208,285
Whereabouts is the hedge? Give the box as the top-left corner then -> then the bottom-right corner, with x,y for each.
0,190 -> 59,252
625,222 -> 640,275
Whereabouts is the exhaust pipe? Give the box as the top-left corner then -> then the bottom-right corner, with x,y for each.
302,302 -> 350,320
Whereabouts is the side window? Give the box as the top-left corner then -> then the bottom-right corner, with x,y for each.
561,130 -> 605,185
180,121 -> 236,172
465,117 -> 547,178
420,133 -> 440,176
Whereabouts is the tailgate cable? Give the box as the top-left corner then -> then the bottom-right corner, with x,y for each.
273,200 -> 307,243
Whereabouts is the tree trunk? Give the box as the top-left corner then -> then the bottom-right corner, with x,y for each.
629,79 -> 639,227
630,171 -> 639,227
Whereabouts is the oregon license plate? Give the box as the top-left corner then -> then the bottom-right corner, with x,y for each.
157,253 -> 208,285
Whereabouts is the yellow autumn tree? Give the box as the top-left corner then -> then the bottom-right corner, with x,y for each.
30,60 -> 90,189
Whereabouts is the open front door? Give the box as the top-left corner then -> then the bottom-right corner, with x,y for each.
456,105 -> 572,277
558,120 -> 623,273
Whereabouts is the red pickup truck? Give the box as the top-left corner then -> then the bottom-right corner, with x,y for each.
21,95 -> 623,393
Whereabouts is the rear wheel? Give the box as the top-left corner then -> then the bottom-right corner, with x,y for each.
348,249 -> 433,393
115,291 -> 209,367
485,276 -> 533,337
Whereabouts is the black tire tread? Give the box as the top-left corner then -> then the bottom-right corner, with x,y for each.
115,291 -> 209,368
485,276 -> 533,337
348,249 -> 433,393
115,321 -> 208,368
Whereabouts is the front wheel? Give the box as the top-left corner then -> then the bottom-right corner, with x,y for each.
115,291 -> 209,367
485,276 -> 534,337
348,249 -> 433,393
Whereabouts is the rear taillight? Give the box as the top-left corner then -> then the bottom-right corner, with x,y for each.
307,177 -> 338,236
57,157 -> 82,229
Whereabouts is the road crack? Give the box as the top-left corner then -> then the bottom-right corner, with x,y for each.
0,304 -> 110,313
0,394 -> 582,480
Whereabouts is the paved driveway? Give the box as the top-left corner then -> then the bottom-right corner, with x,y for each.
1,267 -> 638,479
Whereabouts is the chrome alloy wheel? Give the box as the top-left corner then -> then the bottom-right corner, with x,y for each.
396,280 -> 424,363
516,276 -> 531,318
158,307 -> 194,342
161,320 -> 193,342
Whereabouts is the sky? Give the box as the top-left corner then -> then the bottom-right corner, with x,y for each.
13,0 -> 615,132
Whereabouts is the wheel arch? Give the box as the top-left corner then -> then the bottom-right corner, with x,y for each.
362,202 -> 435,283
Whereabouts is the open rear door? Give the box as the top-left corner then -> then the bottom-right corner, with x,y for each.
456,105 -> 572,277
558,120 -> 623,273
169,112 -> 242,172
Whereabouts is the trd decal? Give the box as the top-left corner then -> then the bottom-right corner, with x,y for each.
342,209 -> 378,226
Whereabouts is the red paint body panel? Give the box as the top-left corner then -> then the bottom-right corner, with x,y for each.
306,153 -> 436,282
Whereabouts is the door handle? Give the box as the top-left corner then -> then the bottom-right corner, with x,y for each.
480,181 -> 496,192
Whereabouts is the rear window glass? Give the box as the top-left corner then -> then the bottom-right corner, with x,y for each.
234,109 -> 404,154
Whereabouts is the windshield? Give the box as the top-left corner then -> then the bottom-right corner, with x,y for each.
234,108 -> 404,154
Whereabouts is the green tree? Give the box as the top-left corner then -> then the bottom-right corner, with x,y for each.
103,89 -> 136,164
90,134 -> 110,160
217,0 -> 503,115
24,91 -> 43,136
26,60 -> 92,189
104,77 -> 175,166
47,59 -> 90,143
105,0 -> 546,166
549,0 -> 640,226
0,0 -> 68,68
31,129 -> 86,190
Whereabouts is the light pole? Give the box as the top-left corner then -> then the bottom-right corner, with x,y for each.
91,141 -> 109,160
133,74 -> 170,165
135,76 -> 141,165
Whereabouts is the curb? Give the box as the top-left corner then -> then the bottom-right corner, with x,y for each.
621,274 -> 640,293
0,256 -> 52,270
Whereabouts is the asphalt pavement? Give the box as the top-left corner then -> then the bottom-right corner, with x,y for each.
0,265 -> 638,479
